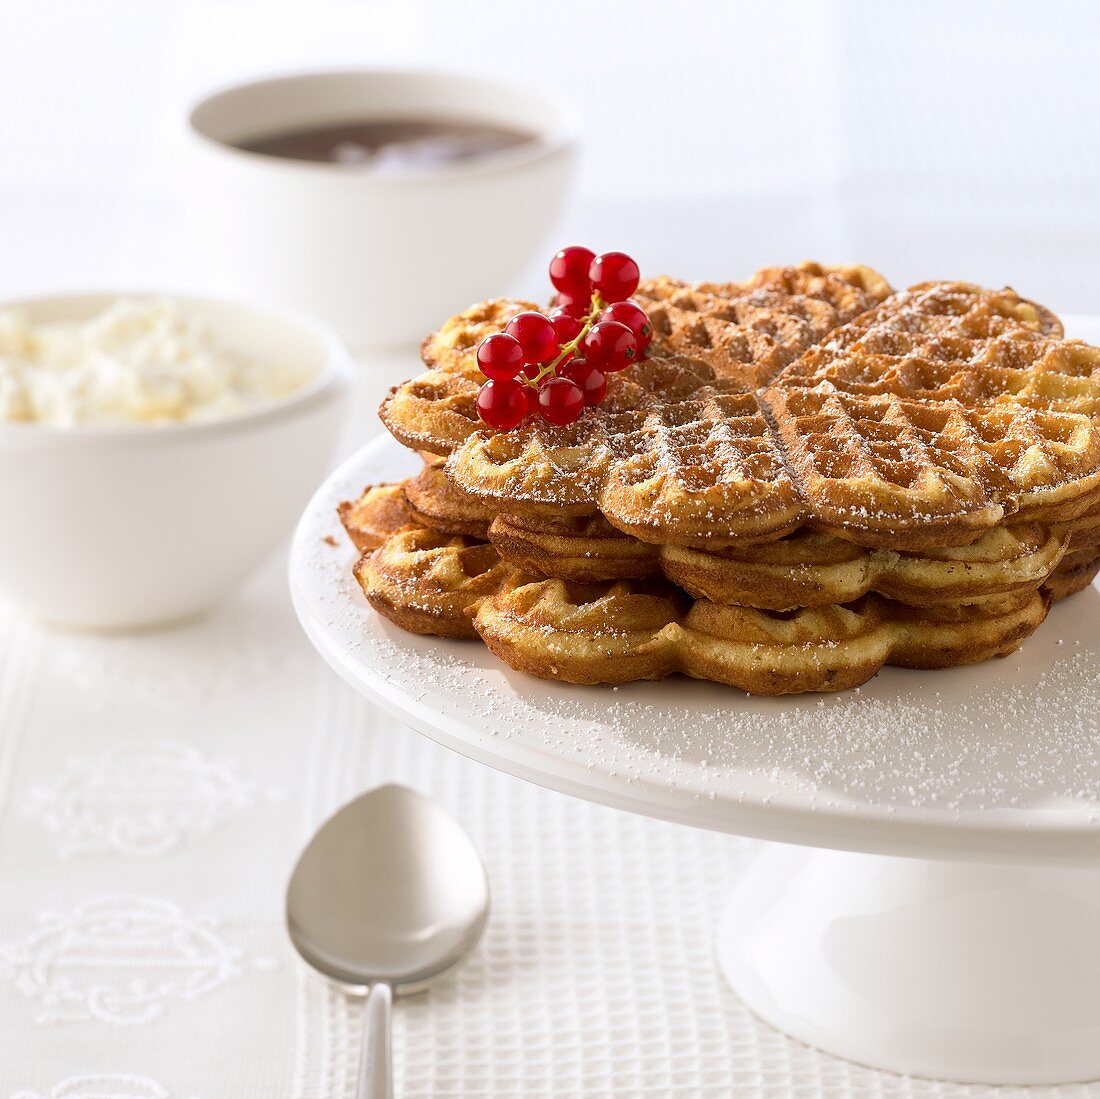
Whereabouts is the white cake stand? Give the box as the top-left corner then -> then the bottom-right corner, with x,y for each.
291,394 -> 1100,1085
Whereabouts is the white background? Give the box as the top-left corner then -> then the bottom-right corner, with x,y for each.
3,0 -> 1100,310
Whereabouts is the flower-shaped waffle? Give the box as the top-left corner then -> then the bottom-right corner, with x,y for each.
382,267 -> 1100,551
340,482 -> 1057,694
365,466 -> 1100,611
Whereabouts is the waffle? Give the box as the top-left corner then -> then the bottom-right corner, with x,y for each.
382,263 -> 892,458
1045,543 -> 1100,601
341,484 -> 1052,694
402,459 -> 497,538
355,520 -> 521,640
381,269 -> 1100,551
629,265 -> 894,387
338,482 -> 417,552
474,580 -> 1047,693
397,463 -> 1082,610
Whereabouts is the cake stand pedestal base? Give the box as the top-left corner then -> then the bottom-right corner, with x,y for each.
718,842 -> 1100,1084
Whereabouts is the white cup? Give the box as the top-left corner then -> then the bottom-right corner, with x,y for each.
183,69 -> 578,348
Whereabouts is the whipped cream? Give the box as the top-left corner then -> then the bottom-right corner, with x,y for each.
0,298 -> 309,426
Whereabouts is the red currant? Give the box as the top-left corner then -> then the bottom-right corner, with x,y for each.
505,311 -> 558,364
538,377 -> 585,425
475,332 -> 525,380
582,320 -> 637,373
600,300 -> 652,351
548,307 -> 583,345
555,290 -> 591,317
549,246 -> 595,298
476,378 -> 528,430
590,251 -> 640,303
562,359 -> 607,406
522,383 -> 541,415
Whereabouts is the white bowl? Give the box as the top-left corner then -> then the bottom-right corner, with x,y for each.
0,293 -> 354,630
184,69 -> 577,347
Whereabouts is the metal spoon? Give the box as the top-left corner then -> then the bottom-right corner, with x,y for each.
287,784 -> 490,1099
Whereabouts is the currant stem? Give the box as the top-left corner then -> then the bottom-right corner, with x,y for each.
525,293 -> 604,388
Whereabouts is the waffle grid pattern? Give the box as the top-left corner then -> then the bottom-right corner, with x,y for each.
396,465 -> 1097,609
382,269 -> 1100,551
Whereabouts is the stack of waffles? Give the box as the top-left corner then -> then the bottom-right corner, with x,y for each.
339,263 -> 1100,694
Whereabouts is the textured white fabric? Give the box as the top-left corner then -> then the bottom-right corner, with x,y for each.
2,552 -> 1098,1098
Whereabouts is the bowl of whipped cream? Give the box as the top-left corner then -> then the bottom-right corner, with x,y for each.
0,293 -> 354,629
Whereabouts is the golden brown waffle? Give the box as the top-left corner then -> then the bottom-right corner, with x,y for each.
382,263 -> 892,457
337,483 -> 413,553
1045,543 -> 1100,601
402,458 -> 497,538
393,464 -> 1079,610
493,515 -> 1072,610
474,581 -> 1047,693
354,522 -> 522,640
1065,497 -> 1100,550
629,265 -> 894,388
381,268 -> 1100,551
340,485 -> 1052,694
343,484 -> 520,640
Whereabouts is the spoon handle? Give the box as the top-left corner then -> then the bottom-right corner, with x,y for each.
357,981 -> 393,1099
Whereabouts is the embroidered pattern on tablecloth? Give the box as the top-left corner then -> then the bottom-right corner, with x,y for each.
23,741 -> 274,858
10,1073 -> 200,1099
0,895 -> 269,1026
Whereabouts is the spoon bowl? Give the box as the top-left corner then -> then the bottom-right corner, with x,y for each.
287,784 -> 490,1095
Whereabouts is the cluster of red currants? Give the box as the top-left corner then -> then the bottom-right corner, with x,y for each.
475,246 -> 652,430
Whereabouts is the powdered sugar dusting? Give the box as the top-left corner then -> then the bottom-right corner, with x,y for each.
292,437 -> 1100,854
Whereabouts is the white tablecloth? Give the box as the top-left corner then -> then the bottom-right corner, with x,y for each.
0,359 -> 1095,1099
4,537 -> 1099,1099
4,1 -> 1100,1093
